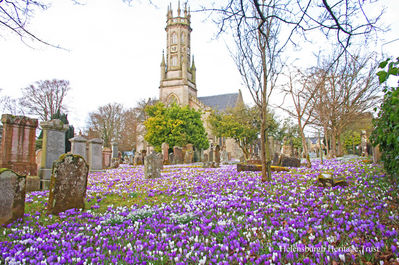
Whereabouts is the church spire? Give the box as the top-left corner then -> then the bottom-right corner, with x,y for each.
177,0 -> 181,16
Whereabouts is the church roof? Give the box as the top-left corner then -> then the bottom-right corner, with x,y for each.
198,92 -> 242,112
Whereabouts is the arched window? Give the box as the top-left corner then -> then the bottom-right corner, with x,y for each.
171,56 -> 177,66
172,32 -> 177,44
181,32 -> 185,44
167,94 -> 179,105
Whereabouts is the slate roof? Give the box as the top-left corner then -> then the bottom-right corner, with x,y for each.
198,92 -> 240,112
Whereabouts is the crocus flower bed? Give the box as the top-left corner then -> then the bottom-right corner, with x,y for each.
1,159 -> 398,265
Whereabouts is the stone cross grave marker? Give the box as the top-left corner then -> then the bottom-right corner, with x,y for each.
0,169 -> 26,226
47,154 -> 89,215
144,152 -> 163,179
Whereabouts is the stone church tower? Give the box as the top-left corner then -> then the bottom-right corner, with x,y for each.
159,3 -> 197,106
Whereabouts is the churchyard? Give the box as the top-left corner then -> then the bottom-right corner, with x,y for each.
1,158 -> 398,264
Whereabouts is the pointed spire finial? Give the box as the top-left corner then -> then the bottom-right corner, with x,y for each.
177,0 -> 181,16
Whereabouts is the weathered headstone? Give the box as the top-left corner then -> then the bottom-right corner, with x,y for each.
214,145 -> 221,164
184,144 -> 194,164
102,147 -> 112,168
173,146 -> 183,164
280,155 -> 301,168
87,138 -> 103,171
144,152 -> 163,179
203,153 -> 209,163
141,150 -> 147,164
221,149 -> 228,164
162,143 -> 169,164
111,141 -> 118,159
69,135 -> 87,161
38,119 -> 69,188
134,152 -> 143,165
168,153 -> 175,165
110,157 -> 120,169
0,115 -> 38,176
372,145 -> 381,163
47,154 -> 89,215
26,176 -> 40,192
209,147 -> 214,163
0,169 -> 26,226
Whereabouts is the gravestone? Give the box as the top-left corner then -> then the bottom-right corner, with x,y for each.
162,143 -> 169,164
111,141 -> 118,159
134,152 -> 143,165
209,147 -> 214,163
102,147 -> 112,168
47,154 -> 89,215
0,169 -> 26,226
194,150 -> 201,163
110,157 -> 120,169
26,176 -> 40,192
38,119 -> 69,189
0,114 -> 38,176
280,154 -> 301,168
144,152 -> 163,179
221,149 -> 228,164
168,153 -> 175,165
87,138 -> 103,171
141,150 -> 147,164
184,144 -> 194,164
173,146 -> 183,164
69,135 -> 87,161
214,145 -> 221,164
203,153 -> 209,163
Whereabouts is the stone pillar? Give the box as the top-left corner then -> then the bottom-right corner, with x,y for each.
0,114 -> 38,176
111,141 -> 118,159
69,135 -> 87,161
38,119 -> 68,188
102,147 -> 112,168
161,142 -> 169,164
88,138 -> 103,171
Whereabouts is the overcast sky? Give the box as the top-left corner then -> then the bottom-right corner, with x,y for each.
0,0 -> 398,131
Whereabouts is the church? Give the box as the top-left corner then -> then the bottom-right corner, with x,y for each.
140,3 -> 244,159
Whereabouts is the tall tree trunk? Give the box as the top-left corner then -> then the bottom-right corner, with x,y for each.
331,129 -> 337,158
298,118 -> 311,168
323,125 -> 330,158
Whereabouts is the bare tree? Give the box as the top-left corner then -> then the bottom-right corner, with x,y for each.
310,53 -> 380,157
19,79 -> 71,121
281,69 -> 319,167
87,103 -> 125,148
0,89 -> 24,115
223,0 -> 286,181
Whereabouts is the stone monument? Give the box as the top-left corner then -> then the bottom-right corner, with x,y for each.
0,169 -> 26,226
38,119 -> 69,188
0,114 -> 38,176
69,135 -> 87,161
144,152 -> 163,179
47,154 -> 89,215
88,138 -> 103,171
